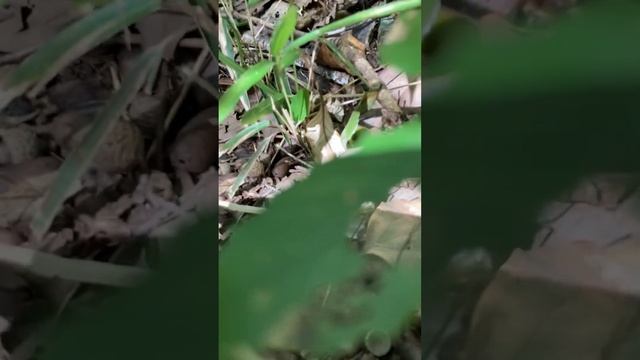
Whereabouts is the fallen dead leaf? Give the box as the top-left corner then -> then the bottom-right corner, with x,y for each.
304,98 -> 345,163
467,239 -> 640,360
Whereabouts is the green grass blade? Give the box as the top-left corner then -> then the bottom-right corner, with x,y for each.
241,94 -> 285,125
220,120 -> 270,156
285,0 -> 420,52
219,61 -> 275,122
220,53 -> 280,98
270,5 -> 298,57
290,88 -> 309,123
0,0 -> 160,111
29,42 -> 165,240
227,134 -> 275,198
341,109 -> 361,146
191,2 -> 218,58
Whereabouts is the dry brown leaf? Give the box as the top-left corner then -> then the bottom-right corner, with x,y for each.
467,239 -> 640,360
304,99 -> 345,163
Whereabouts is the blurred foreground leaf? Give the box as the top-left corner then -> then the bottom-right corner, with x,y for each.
424,0 -> 640,276
39,213 -> 216,360
220,121 -> 421,357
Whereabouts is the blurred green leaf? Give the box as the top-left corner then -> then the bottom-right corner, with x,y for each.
220,125 -> 420,357
309,265 -> 419,353
380,9 -> 421,76
0,0 -> 160,111
220,17 -> 251,112
30,41 -> 164,240
220,53 -> 279,98
219,61 -> 275,122
271,5 -> 298,57
291,88 -> 310,123
220,120 -> 270,156
341,110 -> 361,146
356,119 -> 421,156
280,47 -> 301,69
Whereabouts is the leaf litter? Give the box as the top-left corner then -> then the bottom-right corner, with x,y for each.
219,0 -> 421,358
0,0 -> 216,358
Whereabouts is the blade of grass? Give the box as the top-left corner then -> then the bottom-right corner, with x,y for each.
284,0 -> 420,52
241,94 -> 285,125
0,0 -> 160,111
219,61 -> 275,122
220,53 -> 279,97
29,42 -> 165,241
0,243 -> 148,287
271,4 -> 298,57
221,17 -> 251,111
228,134 -> 275,198
341,109 -> 361,146
220,120 -> 270,156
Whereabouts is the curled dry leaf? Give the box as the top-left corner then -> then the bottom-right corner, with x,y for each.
128,93 -> 168,137
69,119 -> 145,173
170,107 -> 216,174
304,99 -> 345,163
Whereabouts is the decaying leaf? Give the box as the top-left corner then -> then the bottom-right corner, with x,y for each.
304,99 -> 345,163
363,196 -> 421,267
467,239 -> 640,360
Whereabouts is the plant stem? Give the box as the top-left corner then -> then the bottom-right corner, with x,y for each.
285,0 -> 420,51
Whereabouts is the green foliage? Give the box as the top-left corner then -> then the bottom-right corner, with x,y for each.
220,121 -> 421,358
270,5 -> 298,59
220,120 -> 271,155
39,215 -> 217,360
219,61 -> 275,121
290,88 -> 310,123
380,9 -> 422,76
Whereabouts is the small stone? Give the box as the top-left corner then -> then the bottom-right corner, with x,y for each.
365,329 -> 392,357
